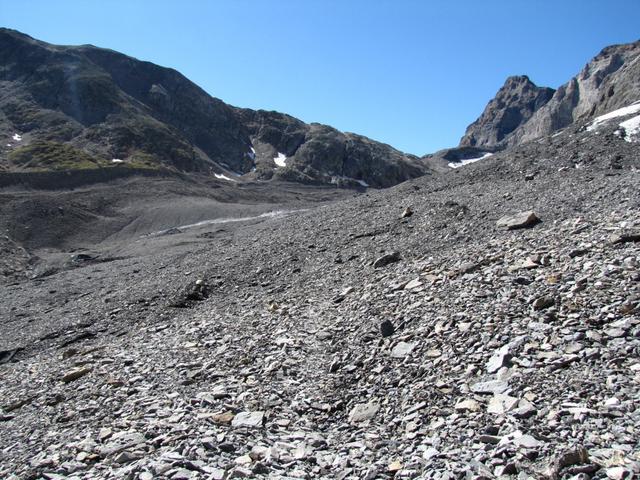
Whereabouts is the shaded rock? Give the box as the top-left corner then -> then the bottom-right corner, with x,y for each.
532,295 -> 555,310
219,443 -> 237,453
550,446 -> 590,474
610,230 -> 640,244
113,451 -> 140,464
0,348 -> 21,365
478,434 -> 501,444
373,252 -> 401,268
380,320 -> 395,337
512,399 -> 537,419
487,345 -> 512,373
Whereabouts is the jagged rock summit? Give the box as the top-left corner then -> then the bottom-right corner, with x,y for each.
459,75 -> 555,148
0,28 -> 428,188
460,39 -> 640,149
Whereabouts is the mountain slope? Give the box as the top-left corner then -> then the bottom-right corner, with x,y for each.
1,107 -> 638,478
0,28 -> 430,188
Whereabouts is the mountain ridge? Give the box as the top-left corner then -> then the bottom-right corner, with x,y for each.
0,28 -> 430,188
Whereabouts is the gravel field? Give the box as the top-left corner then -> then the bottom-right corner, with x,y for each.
1,119 -> 639,479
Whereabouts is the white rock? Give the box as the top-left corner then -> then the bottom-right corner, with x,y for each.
391,341 -> 416,358
455,399 -> 481,412
231,411 -> 264,428
606,467 -> 631,480
487,345 -> 511,373
404,278 -> 423,290
487,394 -> 519,414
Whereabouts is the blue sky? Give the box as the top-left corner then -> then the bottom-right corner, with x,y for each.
1,1 -> 639,155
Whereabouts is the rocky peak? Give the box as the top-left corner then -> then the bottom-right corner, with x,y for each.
459,75 -> 555,148
510,40 -> 640,146
462,39 -> 640,149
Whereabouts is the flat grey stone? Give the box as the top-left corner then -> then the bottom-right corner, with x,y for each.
496,211 -> 540,230
471,380 -> 509,394
349,401 -> 380,422
454,398 -> 481,411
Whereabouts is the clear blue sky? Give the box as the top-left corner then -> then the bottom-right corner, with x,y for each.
1,1 -> 639,155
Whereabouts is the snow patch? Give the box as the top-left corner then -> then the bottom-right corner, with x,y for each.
111,158 -> 124,164
148,209 -> 308,236
619,114 -> 640,142
586,101 -> 640,131
246,147 -> 256,160
274,152 -> 287,167
330,176 -> 369,187
214,173 -> 237,182
12,133 -> 22,142
448,153 -> 493,169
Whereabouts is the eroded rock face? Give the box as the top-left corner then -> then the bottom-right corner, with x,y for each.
460,75 -> 555,148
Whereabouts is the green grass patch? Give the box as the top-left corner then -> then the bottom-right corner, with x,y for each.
8,141 -> 105,171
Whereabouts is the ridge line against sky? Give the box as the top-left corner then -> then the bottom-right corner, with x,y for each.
1,0 -> 639,155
